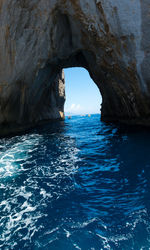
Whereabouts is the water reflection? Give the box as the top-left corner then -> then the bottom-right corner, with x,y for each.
0,115 -> 150,249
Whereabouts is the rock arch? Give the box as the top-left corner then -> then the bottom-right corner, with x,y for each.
0,0 -> 150,135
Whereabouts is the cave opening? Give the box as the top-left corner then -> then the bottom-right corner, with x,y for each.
64,67 -> 102,116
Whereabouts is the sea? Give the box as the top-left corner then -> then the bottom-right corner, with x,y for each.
0,114 -> 150,250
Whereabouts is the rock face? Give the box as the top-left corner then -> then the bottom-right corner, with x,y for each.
0,0 -> 150,135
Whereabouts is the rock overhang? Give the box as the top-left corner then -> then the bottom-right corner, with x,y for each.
0,0 -> 150,136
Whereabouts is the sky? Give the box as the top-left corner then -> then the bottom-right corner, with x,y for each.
64,67 -> 102,115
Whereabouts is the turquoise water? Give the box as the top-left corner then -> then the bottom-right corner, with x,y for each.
0,114 -> 150,249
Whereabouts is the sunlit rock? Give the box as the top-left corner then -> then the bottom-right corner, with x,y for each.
0,0 -> 150,135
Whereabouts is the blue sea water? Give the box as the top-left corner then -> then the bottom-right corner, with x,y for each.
0,114 -> 150,249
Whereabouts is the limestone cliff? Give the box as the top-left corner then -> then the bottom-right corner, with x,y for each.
0,0 -> 150,135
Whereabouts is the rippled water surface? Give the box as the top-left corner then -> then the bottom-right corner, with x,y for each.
1,114 -> 150,249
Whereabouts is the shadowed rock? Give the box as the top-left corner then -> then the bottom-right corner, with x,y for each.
0,0 -> 150,135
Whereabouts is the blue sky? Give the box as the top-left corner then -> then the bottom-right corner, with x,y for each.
64,67 -> 102,115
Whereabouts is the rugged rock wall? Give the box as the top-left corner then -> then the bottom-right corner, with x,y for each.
0,0 -> 150,135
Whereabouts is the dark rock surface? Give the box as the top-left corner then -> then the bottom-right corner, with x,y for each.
0,0 -> 150,135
